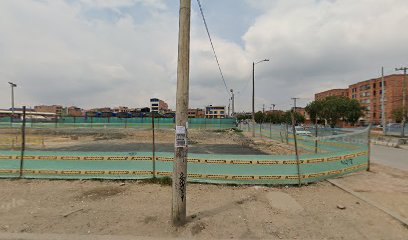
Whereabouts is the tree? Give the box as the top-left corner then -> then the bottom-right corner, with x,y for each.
306,96 -> 364,128
265,111 -> 284,123
344,99 -> 365,125
236,114 -> 251,121
319,96 -> 349,128
254,111 -> 265,123
392,107 -> 405,123
305,100 -> 323,123
283,110 -> 305,125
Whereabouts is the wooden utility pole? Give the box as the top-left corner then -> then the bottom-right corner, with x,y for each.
172,0 -> 190,226
395,67 -> 407,137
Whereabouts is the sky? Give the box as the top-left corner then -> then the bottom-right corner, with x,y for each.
0,0 -> 408,112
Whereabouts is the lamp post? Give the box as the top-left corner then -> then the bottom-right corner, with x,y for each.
252,59 -> 269,137
230,89 -> 235,116
8,82 -> 17,118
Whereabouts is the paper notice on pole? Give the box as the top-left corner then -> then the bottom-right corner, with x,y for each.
175,126 -> 187,147
176,126 -> 186,134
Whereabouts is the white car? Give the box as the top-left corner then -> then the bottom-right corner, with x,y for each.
294,126 -> 312,136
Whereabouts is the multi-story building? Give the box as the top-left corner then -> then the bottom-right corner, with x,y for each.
85,107 -> 113,118
315,74 -> 407,124
349,74 -> 407,124
315,89 -> 349,101
205,105 -> 226,119
112,106 -> 129,113
67,106 -> 82,117
188,108 -> 205,118
34,105 -> 63,116
150,98 -> 169,113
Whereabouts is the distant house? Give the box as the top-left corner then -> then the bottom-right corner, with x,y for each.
188,108 -> 205,118
205,105 -> 226,119
34,105 -> 63,116
150,98 -> 169,113
67,106 -> 83,117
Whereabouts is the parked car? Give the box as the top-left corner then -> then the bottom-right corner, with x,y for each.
294,126 -> 312,136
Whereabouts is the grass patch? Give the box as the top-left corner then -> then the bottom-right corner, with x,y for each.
143,177 -> 172,185
231,128 -> 243,132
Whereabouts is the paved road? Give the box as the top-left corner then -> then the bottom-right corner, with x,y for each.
371,144 -> 408,171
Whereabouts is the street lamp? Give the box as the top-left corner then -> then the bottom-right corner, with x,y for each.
8,82 -> 17,118
252,59 -> 269,137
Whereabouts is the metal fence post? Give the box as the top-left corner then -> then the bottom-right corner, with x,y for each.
315,119 -> 318,154
367,124 -> 372,171
291,113 -> 301,186
152,112 -> 156,178
19,106 -> 26,178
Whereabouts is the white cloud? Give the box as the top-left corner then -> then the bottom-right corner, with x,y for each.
240,0 -> 408,110
0,0 -> 407,112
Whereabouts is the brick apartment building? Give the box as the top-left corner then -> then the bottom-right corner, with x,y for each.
67,106 -> 82,117
150,98 -> 169,113
34,105 -> 63,116
188,108 -> 205,118
315,74 -> 407,124
315,89 -> 349,101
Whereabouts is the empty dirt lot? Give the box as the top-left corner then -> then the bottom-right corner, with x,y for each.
0,163 -> 407,240
0,128 -> 296,155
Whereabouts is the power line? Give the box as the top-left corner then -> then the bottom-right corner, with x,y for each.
196,0 -> 230,97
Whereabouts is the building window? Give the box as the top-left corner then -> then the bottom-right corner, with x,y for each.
373,83 -> 376,88
373,91 -> 376,96
360,92 -> 370,97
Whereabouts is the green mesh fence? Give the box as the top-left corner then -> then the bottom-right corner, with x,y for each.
0,120 -> 369,185
0,117 -> 237,129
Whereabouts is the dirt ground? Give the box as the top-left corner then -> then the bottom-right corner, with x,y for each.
0,128 -> 295,155
0,166 -> 407,239
1,128 -> 407,239
330,163 -> 408,220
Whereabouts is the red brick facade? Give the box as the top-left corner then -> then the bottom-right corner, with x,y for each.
315,74 -> 406,124
315,89 -> 349,101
